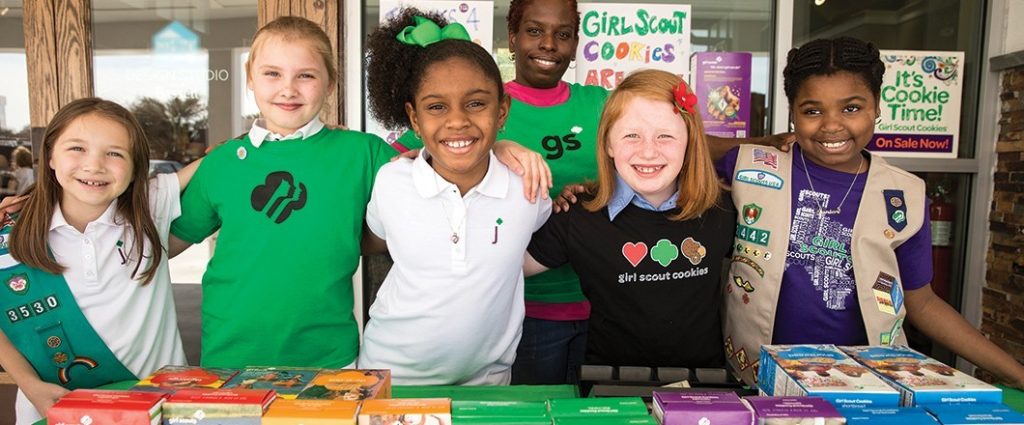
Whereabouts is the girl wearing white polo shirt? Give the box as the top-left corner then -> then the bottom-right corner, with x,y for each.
358,10 -> 552,385
0,98 -> 199,424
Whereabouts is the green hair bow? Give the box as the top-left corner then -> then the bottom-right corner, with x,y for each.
396,16 -> 471,47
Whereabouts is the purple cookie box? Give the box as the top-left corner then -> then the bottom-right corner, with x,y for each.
745,396 -> 843,419
653,391 -> 754,425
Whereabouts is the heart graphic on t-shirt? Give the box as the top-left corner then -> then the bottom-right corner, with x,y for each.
621,242 -> 648,267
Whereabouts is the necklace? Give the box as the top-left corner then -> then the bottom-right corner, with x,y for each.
799,147 -> 864,216
438,198 -> 467,244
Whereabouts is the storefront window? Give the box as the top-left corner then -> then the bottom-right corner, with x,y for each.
362,0 -> 774,137
92,1 -> 258,284
92,1 -> 258,163
0,4 -> 33,187
793,0 -> 986,159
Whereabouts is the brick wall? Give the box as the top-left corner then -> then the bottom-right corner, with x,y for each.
980,65 -> 1024,381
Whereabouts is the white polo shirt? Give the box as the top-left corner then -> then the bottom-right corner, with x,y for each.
358,150 -> 551,385
16,173 -> 186,424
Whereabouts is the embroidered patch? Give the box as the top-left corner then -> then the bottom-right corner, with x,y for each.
871,272 -> 904,315
7,273 -> 28,295
0,234 -> 7,251
680,237 -> 706,265
881,318 -> 905,345
883,189 -> 907,232
742,203 -> 763,225
731,255 -> 765,277
735,169 -> 783,190
752,148 -> 779,170
724,336 -> 735,355
650,239 -> 679,267
736,224 -> 771,246
621,242 -> 648,267
733,275 -> 755,293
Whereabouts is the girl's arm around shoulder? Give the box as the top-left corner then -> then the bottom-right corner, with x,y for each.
175,157 -> 203,190
0,329 -> 68,415
494,140 -> 553,204
904,284 -> 1024,389
523,252 -> 550,277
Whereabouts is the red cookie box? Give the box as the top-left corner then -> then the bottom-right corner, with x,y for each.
48,389 -> 166,425
161,389 -> 276,425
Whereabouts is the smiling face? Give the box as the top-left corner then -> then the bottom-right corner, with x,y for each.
247,35 -> 333,135
407,57 -> 510,193
49,113 -> 134,223
509,0 -> 578,89
606,95 -> 688,207
791,71 -> 878,173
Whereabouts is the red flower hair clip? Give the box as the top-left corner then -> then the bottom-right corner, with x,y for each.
673,80 -> 698,116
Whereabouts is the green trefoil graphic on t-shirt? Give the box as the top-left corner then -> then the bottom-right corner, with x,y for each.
650,239 -> 679,267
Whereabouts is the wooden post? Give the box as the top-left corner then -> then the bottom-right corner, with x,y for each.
23,0 -> 93,155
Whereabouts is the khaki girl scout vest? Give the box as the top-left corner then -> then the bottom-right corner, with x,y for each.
722,145 -> 925,385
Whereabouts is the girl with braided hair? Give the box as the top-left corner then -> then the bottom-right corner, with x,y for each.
717,37 -> 1024,387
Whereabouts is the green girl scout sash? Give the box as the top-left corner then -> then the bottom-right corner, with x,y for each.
0,215 -> 136,389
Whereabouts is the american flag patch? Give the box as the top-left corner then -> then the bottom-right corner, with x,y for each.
752,148 -> 778,169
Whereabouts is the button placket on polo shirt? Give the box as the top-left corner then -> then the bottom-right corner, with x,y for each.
81,230 -> 98,283
443,187 -> 469,273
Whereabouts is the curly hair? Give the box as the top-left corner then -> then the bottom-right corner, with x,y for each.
783,37 -> 885,105
366,8 -> 504,131
507,0 -> 580,37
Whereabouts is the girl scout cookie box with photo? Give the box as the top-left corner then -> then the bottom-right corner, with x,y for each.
297,369 -> 391,400
358,398 -> 451,425
262,399 -> 360,425
652,391 -> 754,425
161,388 -> 276,425
744,396 -> 846,425
839,406 -> 939,424
841,345 -> 1002,406
133,365 -> 239,393
48,389 -> 166,425
925,404 -> 1024,424
221,367 -> 319,399
759,345 -> 900,408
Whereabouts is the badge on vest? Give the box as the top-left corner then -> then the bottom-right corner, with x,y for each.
872,272 -> 904,315
884,190 -> 908,232
731,255 -> 765,277
880,318 -> 905,345
742,204 -> 763,225
735,169 -> 783,190
735,243 -> 772,261
752,148 -> 778,170
736,224 -> 771,246
7,273 -> 28,295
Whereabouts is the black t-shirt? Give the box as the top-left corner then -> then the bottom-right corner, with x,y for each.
528,194 -> 736,368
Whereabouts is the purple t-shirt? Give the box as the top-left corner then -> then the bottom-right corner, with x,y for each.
716,146 -> 933,345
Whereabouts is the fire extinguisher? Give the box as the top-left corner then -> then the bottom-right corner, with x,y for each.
930,185 -> 954,302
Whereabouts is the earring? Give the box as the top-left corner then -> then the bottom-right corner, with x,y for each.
875,117 -> 882,125
510,52 -> 516,61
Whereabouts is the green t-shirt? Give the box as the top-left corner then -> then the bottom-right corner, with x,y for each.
398,83 -> 609,303
171,128 -> 390,368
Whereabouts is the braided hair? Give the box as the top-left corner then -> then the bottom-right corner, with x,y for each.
507,0 -> 580,36
366,8 -> 504,131
782,37 -> 885,105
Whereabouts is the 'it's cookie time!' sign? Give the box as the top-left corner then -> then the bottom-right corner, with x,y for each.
871,50 -> 964,158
